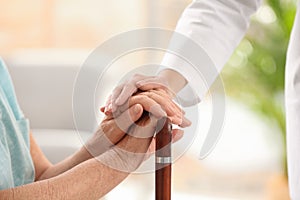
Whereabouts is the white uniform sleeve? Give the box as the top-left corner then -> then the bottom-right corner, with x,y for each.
285,1 -> 300,199
160,0 -> 261,106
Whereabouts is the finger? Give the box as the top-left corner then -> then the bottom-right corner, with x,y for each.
100,94 -> 112,113
104,104 -> 113,115
136,77 -> 168,89
110,83 -> 125,112
85,104 -> 144,158
137,83 -> 166,91
105,94 -> 112,107
149,89 -> 185,114
178,117 -> 192,128
111,84 -> 125,102
100,106 -> 105,113
129,114 -> 161,139
113,103 -> 144,134
116,95 -> 167,119
101,104 -> 144,144
116,114 -> 158,153
122,91 -> 189,127
171,129 -> 184,143
112,74 -> 148,105
139,91 -> 187,126
140,91 -> 180,116
115,84 -> 138,106
136,78 -> 175,97
151,91 -> 191,127
110,75 -> 157,112
146,90 -> 191,127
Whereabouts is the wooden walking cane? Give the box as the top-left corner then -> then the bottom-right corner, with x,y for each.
155,118 -> 172,200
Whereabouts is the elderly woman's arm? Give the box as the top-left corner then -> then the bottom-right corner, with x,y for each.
0,104 -> 144,200
0,104 -> 161,199
1,155 -> 130,199
0,90 -> 189,199
31,89 -> 189,181
1,110 -> 157,200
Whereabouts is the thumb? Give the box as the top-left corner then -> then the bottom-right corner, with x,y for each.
113,104 -> 143,133
128,114 -> 161,139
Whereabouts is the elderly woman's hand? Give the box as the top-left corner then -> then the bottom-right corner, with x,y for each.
101,88 -> 190,127
97,114 -> 182,172
97,113 -> 158,172
86,89 -> 190,158
85,103 -> 143,158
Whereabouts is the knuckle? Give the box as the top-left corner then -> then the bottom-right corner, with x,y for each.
143,92 -> 154,99
135,96 -> 147,103
129,96 -> 141,105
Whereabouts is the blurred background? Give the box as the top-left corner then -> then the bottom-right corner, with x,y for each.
0,0 -> 298,199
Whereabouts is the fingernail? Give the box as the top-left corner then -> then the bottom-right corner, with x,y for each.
173,132 -> 183,141
183,118 -> 192,127
100,106 -> 104,112
104,106 -> 108,113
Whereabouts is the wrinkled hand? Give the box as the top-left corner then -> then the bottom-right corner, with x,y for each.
97,115 -> 183,173
101,80 -> 190,127
112,89 -> 190,127
85,104 -> 144,158
101,74 -> 171,114
86,89 -> 190,158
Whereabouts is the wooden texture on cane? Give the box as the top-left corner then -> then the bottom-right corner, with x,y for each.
155,118 -> 172,200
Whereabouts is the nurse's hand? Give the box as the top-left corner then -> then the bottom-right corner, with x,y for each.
110,89 -> 191,127
101,74 -> 171,113
102,69 -> 187,116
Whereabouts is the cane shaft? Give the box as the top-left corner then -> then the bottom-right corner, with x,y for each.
155,119 -> 172,200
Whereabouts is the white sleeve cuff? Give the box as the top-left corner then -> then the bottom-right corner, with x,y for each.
159,51 -> 218,107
